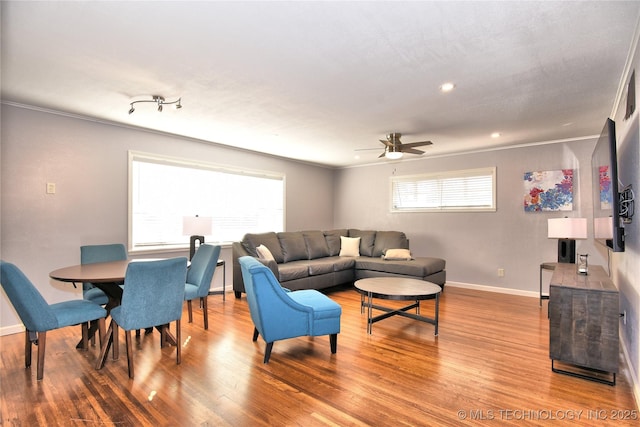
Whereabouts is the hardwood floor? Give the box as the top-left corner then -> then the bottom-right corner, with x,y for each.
1,286 -> 637,426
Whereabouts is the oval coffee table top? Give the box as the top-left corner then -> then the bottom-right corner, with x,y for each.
355,277 -> 441,301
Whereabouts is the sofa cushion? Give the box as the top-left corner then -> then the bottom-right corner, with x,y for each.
372,231 -> 409,257
278,261 -> 310,282
243,232 -> 284,264
324,229 -> 348,256
349,229 -> 376,257
355,257 -> 424,277
278,232 -> 308,262
339,236 -> 360,257
303,230 -> 330,259
307,259 -> 335,276
328,256 -> 356,272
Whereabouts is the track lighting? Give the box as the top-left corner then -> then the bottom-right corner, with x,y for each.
128,96 -> 182,114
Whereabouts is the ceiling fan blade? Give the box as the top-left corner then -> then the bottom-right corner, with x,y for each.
402,148 -> 425,155
380,139 -> 393,147
378,151 -> 386,158
355,147 -> 382,152
402,141 -> 432,148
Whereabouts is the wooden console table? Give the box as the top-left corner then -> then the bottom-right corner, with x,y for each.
549,263 -> 619,385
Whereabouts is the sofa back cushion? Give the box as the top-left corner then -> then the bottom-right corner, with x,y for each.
302,230 -> 330,259
323,229 -> 348,256
277,232 -> 309,262
243,232 -> 285,264
349,229 -> 376,257
372,231 -> 409,257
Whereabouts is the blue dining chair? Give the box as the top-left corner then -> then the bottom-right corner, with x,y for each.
184,244 -> 221,330
0,261 -> 107,380
238,256 -> 342,363
97,257 -> 187,379
80,243 -> 127,306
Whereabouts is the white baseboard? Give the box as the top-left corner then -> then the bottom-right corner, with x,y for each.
446,281 -> 539,299
0,324 -> 25,337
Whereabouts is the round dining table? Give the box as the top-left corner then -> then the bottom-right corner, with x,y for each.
50,259 -> 177,368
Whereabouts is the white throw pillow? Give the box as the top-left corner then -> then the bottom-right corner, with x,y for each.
383,248 -> 413,260
256,244 -> 275,261
339,236 -> 361,257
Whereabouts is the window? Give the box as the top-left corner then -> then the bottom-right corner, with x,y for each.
391,167 -> 496,212
129,151 -> 284,252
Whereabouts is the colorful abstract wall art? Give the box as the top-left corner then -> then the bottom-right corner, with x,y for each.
598,165 -> 613,209
524,169 -> 574,212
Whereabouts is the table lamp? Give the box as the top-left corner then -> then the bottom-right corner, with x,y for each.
547,217 -> 587,263
183,215 -> 213,260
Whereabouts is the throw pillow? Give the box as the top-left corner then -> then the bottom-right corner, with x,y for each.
339,236 -> 361,257
383,248 -> 413,260
256,244 -> 275,261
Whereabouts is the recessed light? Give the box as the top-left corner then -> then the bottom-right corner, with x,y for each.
440,82 -> 456,92
491,132 -> 501,138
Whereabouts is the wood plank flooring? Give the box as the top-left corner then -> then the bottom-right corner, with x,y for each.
1,285 -> 637,426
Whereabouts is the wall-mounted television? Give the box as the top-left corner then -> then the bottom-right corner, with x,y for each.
591,118 -> 625,252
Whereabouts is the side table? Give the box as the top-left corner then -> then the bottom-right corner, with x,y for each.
539,262 -> 556,307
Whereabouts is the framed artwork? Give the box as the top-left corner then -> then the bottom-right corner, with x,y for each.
523,169 -> 573,212
598,165 -> 613,209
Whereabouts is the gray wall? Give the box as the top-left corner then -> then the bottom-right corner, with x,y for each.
0,104 -> 334,332
334,140 -> 607,292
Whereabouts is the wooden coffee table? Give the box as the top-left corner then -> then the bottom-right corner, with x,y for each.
355,277 -> 441,335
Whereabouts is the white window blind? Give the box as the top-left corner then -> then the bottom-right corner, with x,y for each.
391,167 -> 496,212
129,151 -> 284,251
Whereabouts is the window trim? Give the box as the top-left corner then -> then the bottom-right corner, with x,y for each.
390,167 -> 497,213
128,150 -> 286,254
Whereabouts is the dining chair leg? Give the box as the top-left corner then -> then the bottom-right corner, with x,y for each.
125,329 -> 134,379
252,327 -> 259,341
187,300 -> 193,323
202,296 -> 209,330
36,331 -> 46,380
330,333 -> 338,354
176,319 -> 182,365
24,330 -> 32,369
81,322 -> 89,351
263,342 -> 273,364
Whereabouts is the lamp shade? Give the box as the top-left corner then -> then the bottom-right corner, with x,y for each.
594,217 -> 613,239
182,216 -> 213,236
547,218 -> 587,239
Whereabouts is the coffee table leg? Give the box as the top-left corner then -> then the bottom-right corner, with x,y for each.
367,291 -> 373,334
434,293 -> 439,336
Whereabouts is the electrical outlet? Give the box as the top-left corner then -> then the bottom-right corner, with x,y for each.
498,268 -> 505,277
46,182 -> 56,194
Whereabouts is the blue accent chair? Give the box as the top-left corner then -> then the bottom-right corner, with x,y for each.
0,261 -> 107,380
184,244 -> 221,330
238,256 -> 341,363
80,243 -> 127,306
97,257 -> 187,379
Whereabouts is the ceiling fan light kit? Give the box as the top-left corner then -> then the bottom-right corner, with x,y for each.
368,132 -> 433,160
128,96 -> 182,114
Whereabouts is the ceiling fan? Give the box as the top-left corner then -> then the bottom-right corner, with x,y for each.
356,133 -> 433,160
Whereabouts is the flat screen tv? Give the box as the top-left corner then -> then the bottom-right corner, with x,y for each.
591,118 -> 625,252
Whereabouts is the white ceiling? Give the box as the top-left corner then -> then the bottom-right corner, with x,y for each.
2,1 -> 639,168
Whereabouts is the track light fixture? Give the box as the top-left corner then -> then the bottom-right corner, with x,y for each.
128,96 -> 182,114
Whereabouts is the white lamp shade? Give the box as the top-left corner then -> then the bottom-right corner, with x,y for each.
182,216 -> 213,236
547,217 -> 587,239
594,217 -> 613,239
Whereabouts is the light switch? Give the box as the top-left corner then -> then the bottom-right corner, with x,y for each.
46,183 -> 56,194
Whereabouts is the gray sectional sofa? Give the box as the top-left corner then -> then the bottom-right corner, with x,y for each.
232,229 -> 446,298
